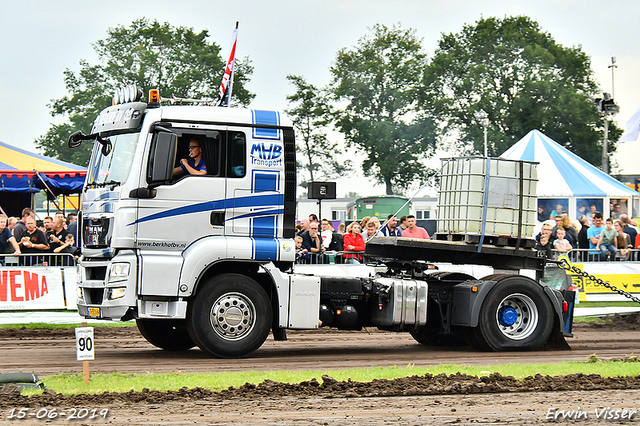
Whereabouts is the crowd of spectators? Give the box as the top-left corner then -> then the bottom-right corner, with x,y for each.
535,208 -> 639,261
295,213 -> 429,264
0,207 -> 80,266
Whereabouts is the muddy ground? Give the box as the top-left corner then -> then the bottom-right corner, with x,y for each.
0,314 -> 639,425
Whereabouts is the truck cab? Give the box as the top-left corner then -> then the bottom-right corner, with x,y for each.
75,87 -> 298,356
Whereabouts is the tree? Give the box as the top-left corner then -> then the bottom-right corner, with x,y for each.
36,18 -> 254,165
330,23 -> 437,195
285,75 -> 350,188
424,16 -> 619,166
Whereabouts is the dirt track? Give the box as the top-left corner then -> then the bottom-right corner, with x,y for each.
0,316 -> 639,425
0,319 -> 639,376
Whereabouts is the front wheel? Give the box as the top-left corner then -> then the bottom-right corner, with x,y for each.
136,319 -> 196,351
188,274 -> 272,358
471,276 -> 554,351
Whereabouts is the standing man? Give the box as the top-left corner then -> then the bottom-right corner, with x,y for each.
43,216 -> 54,233
535,222 -> 555,244
19,216 -> 49,265
48,215 -> 70,246
67,212 -> 78,241
379,214 -> 403,237
174,138 -> 207,176
401,215 -> 430,239
0,215 -> 20,263
587,212 -> 605,261
13,208 -> 35,244
577,215 -> 590,261
308,214 -> 319,227
48,216 -> 70,264
300,222 -> 325,263
297,218 -> 310,236
398,216 -> 409,233
7,217 -> 17,233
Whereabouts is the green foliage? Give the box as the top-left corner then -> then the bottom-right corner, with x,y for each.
424,16 -> 619,165
36,18 -> 254,165
330,23 -> 437,195
37,359 -> 640,395
285,75 -> 351,187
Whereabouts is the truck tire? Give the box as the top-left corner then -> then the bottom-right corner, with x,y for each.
471,275 -> 554,351
188,274 -> 272,358
136,319 -> 196,351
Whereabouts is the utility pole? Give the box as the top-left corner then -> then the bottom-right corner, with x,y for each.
474,109 -> 489,157
608,57 -> 617,98
600,57 -> 618,174
598,93 -> 619,175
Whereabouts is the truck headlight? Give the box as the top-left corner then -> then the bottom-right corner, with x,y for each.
77,287 -> 84,301
108,263 -> 130,282
107,287 -> 127,300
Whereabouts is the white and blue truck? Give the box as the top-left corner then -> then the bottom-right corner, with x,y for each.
69,86 -> 574,358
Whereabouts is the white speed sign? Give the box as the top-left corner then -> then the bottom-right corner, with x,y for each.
75,327 -> 95,361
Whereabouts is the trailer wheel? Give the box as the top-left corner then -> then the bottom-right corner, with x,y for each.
472,276 -> 554,351
136,319 -> 196,351
188,274 -> 272,358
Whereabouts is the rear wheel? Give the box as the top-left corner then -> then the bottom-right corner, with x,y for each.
188,274 -> 272,358
471,275 -> 554,351
136,319 -> 195,351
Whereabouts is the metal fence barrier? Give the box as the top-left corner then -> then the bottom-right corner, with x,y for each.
549,248 -> 639,262
296,250 -> 369,265
0,253 -> 77,267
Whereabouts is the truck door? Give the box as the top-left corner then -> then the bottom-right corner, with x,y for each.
134,129 -> 225,296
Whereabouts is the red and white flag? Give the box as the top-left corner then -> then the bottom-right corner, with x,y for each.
217,22 -> 238,107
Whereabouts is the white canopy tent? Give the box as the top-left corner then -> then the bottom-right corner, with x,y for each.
501,129 -> 640,221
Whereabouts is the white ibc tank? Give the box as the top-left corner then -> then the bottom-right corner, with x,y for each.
437,157 -> 537,238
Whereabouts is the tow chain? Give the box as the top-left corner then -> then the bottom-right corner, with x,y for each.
551,257 -> 640,305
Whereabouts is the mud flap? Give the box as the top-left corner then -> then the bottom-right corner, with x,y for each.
543,324 -> 571,350
541,286 -> 572,350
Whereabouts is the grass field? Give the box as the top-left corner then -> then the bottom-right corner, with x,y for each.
31,357 -> 640,396
4,303 -> 639,396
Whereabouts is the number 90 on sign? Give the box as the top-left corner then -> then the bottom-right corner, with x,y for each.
75,327 -> 95,361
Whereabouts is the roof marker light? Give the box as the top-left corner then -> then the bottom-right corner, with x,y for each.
149,89 -> 160,104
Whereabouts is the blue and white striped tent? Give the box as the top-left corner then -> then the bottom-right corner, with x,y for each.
501,129 -> 639,219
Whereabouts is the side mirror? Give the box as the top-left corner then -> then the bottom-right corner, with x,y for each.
68,131 -> 83,148
101,139 -> 112,156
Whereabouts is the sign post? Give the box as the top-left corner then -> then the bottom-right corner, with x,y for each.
75,322 -> 94,385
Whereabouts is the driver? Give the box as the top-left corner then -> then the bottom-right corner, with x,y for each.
174,137 -> 207,176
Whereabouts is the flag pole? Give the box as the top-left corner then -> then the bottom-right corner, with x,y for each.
217,22 -> 239,107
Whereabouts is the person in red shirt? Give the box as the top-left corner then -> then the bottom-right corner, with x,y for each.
343,222 -> 365,263
401,215 -> 430,239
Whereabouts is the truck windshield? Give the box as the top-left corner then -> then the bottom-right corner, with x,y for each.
86,132 -> 139,187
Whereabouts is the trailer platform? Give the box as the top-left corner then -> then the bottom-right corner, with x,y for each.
365,236 -> 545,273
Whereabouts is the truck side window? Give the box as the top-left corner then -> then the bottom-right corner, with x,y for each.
172,133 -> 221,178
227,132 -> 246,178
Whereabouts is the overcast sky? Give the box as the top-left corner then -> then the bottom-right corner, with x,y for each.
1,0 -> 638,196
